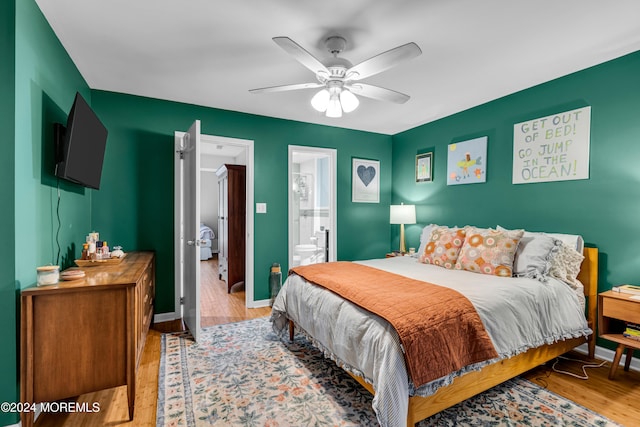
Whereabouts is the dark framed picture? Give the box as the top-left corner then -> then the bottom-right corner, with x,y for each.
416,152 -> 432,182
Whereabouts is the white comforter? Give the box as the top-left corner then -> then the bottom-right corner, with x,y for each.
271,256 -> 591,427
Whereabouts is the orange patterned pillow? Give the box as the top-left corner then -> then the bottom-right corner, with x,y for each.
455,227 -> 524,277
419,226 -> 467,269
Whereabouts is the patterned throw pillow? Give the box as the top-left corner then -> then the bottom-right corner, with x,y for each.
549,242 -> 585,289
419,226 -> 466,269
416,224 -> 436,258
455,227 -> 524,277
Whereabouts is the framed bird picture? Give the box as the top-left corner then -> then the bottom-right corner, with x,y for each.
447,136 -> 487,185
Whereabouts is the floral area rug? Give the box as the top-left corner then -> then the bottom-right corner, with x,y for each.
157,317 -> 620,426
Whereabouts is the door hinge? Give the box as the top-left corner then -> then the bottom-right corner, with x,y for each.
177,150 -> 184,160
180,297 -> 184,305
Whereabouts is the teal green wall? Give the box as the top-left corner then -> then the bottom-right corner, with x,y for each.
3,1 -> 92,422
0,1 -> 17,425
392,51 -> 640,294
14,0 -> 92,288
90,91 -> 393,310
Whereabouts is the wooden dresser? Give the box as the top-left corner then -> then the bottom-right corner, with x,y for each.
217,164 -> 246,292
20,251 -> 155,427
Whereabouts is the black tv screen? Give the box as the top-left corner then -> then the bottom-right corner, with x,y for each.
55,92 -> 108,190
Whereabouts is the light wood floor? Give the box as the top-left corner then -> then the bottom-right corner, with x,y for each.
34,258 -> 640,426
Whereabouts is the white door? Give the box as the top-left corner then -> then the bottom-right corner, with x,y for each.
181,120 -> 201,341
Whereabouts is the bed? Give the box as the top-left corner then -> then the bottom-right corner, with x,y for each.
199,223 -> 217,261
271,227 -> 597,427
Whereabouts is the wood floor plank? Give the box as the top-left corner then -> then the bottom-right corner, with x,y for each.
34,258 -> 639,426
522,352 -> 640,425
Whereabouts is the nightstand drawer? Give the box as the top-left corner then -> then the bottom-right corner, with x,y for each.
602,297 -> 640,324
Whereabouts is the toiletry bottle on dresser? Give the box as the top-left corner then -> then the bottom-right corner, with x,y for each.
89,239 -> 96,260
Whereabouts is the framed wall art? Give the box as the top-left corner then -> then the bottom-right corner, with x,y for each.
352,158 -> 379,203
416,152 -> 433,182
512,106 -> 591,184
447,136 -> 487,185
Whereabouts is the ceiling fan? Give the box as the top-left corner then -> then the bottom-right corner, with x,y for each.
249,36 -> 422,118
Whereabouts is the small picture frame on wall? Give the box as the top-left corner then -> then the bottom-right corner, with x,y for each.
416,152 -> 433,183
352,158 -> 380,203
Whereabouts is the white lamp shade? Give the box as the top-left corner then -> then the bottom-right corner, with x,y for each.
390,204 -> 416,224
339,89 -> 359,113
325,95 -> 343,118
311,89 -> 330,112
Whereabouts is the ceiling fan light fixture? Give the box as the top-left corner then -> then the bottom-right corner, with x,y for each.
339,89 -> 359,113
311,89 -> 330,112
325,95 -> 342,118
253,36 -> 421,118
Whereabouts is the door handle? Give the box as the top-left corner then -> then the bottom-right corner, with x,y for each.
187,239 -> 205,247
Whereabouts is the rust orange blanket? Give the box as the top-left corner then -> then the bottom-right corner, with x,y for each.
289,262 -> 498,387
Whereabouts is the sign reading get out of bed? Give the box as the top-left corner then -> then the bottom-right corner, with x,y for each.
512,106 -> 591,184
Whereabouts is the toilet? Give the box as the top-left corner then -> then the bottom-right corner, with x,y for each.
294,244 -> 318,265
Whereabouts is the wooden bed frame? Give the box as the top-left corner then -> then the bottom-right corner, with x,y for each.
289,247 -> 598,427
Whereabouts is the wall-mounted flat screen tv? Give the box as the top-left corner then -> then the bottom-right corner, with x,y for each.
55,92 -> 108,190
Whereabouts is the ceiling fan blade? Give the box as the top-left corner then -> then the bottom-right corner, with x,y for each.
347,83 -> 411,104
346,42 -> 421,81
249,82 -> 324,94
273,37 -> 330,76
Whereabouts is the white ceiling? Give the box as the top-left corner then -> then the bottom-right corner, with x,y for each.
36,0 -> 640,135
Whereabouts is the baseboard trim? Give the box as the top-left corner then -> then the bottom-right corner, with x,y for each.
247,298 -> 272,309
573,342 -> 639,372
154,312 -> 179,323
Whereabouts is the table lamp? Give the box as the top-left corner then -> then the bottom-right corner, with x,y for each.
390,203 -> 416,253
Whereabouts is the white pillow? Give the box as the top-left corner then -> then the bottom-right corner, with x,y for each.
514,231 -> 560,279
497,225 -> 583,253
546,233 -> 584,254
416,224 -> 435,258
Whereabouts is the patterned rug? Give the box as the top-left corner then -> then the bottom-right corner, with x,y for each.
157,317 -> 620,426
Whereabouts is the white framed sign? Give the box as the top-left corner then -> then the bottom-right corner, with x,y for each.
513,106 -> 591,184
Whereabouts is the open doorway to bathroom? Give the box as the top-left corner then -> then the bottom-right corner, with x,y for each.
288,146 -> 337,268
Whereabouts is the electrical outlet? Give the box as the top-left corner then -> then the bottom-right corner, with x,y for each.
256,203 -> 267,214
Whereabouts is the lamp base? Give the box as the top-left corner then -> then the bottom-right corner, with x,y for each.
398,224 -> 407,254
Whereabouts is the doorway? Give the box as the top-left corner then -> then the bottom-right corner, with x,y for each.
174,127 -> 256,339
200,142 -> 247,327
288,146 -> 337,268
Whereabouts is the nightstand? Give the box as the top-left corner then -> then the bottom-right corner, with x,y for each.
598,290 -> 640,379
